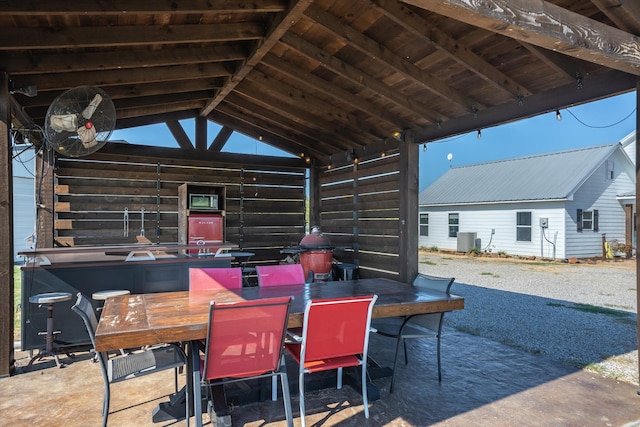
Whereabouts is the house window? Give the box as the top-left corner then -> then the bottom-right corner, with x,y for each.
516,211 -> 531,241
419,213 -> 429,236
448,213 -> 459,238
577,209 -> 598,232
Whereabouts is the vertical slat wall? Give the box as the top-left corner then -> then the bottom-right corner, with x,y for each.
319,151 -> 401,279
54,154 -> 306,265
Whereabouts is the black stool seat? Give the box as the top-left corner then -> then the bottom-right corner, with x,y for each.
27,292 -> 74,369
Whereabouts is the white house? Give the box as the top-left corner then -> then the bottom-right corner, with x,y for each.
418,136 -> 636,260
12,146 -> 36,262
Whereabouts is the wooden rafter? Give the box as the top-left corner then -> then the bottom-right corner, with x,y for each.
590,0 -> 640,35
200,0 -> 315,116
401,0 -> 640,76
375,0 -> 532,98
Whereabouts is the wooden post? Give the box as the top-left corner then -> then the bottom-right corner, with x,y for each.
0,72 -> 15,377
398,131 -> 419,283
636,78 -> 640,394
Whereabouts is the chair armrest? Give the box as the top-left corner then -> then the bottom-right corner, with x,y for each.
286,328 -> 303,343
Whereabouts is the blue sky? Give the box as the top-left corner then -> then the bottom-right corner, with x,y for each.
112,91 -> 637,193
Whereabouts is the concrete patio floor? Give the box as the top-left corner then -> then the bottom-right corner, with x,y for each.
2,330 -> 640,427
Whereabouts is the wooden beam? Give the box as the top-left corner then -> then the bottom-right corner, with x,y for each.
209,126 -> 234,152
590,0 -> 640,35
165,120 -> 194,150
0,72 -> 14,377
94,141 -> 307,169
0,0 -> 287,15
195,116 -> 207,151
200,0 -> 315,116
412,70 -> 637,143
401,0 -> 640,76
375,0 -> 532,98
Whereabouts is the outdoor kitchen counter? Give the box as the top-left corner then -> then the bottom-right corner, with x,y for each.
19,243 -> 236,352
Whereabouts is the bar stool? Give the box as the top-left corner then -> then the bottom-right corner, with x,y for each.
27,292 -> 73,369
229,251 -> 256,286
92,290 -> 130,358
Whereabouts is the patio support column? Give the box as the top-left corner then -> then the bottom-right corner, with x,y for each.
35,142 -> 54,249
0,72 -> 14,377
398,131 -> 419,283
636,78 -> 640,391
308,163 -> 320,228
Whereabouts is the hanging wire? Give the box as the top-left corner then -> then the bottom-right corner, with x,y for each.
565,107 -> 636,129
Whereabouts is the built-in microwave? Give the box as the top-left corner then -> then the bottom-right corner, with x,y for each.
189,193 -> 219,210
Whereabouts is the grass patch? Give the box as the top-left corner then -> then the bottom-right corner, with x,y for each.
480,272 -> 499,277
547,302 -> 630,318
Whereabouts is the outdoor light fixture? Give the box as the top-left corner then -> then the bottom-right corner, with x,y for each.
477,130 -> 482,139
556,110 -> 562,121
423,144 -> 427,152
392,131 -> 402,141
346,149 -> 359,164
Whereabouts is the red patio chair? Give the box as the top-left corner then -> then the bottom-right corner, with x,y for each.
285,294 -> 378,427
201,296 -> 293,427
256,264 -> 306,287
189,267 -> 243,291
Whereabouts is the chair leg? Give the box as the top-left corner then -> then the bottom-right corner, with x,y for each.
389,336 -> 403,394
403,338 -> 409,365
103,383 -> 110,427
361,363 -> 370,419
279,357 -> 294,427
337,367 -> 343,389
298,371 -> 307,427
436,335 -> 442,382
272,376 -> 278,401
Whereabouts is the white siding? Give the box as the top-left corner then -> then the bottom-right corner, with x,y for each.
419,202 -> 567,259
12,148 -> 36,262
565,150 -> 635,258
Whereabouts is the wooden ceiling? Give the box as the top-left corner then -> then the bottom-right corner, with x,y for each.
3,0 -> 640,164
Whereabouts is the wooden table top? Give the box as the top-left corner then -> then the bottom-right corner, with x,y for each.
94,277 -> 464,352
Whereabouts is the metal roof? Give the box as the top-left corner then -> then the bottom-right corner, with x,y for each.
419,143 -> 622,206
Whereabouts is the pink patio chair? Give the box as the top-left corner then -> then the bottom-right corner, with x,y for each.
189,267 -> 243,292
255,264 -> 306,287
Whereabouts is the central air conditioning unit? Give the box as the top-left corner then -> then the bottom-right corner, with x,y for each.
457,232 -> 477,252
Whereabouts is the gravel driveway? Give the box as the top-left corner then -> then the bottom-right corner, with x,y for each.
418,252 -> 638,385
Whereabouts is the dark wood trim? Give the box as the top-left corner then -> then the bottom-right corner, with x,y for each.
0,72 -> 14,376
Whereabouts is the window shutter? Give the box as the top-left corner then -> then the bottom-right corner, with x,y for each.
593,209 -> 599,232
577,209 -> 583,232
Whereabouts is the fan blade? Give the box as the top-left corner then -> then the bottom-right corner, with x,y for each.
77,125 -> 98,147
82,93 -> 103,119
50,114 -> 78,132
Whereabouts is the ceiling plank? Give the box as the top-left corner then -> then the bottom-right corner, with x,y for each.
401,0 -> 640,76
0,0 -> 287,15
260,53 -> 411,130
200,0 -> 315,116
3,46 -> 247,76
304,4 -> 482,113
412,70 -> 637,143
0,23 -> 264,50
280,32 -> 442,125
12,63 -> 231,92
375,0 -> 532,98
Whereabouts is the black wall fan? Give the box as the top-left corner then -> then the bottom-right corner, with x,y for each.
44,86 -> 116,157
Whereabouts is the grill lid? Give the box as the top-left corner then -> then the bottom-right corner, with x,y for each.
299,226 -> 332,249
